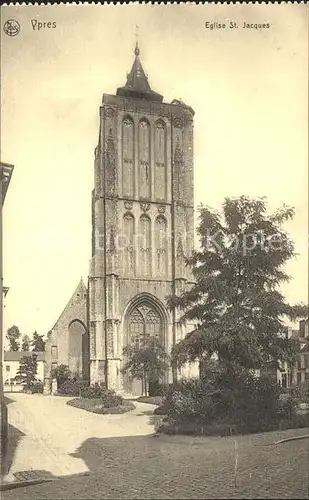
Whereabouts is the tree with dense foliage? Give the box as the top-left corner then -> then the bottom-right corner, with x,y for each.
6,325 -> 21,351
122,339 -> 170,396
21,334 -> 31,351
31,331 -> 46,352
168,196 -> 308,376
16,354 -> 38,390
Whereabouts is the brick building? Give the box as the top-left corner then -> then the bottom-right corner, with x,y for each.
88,44 -> 197,394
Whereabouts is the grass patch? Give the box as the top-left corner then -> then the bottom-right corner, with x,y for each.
136,396 -> 163,405
67,398 -> 135,414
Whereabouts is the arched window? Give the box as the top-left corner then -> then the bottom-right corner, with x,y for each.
155,120 -> 166,200
155,216 -> 168,277
128,308 -> 144,350
128,303 -> 162,349
122,117 -> 134,197
123,213 -> 135,276
138,119 -> 151,199
139,215 -> 151,277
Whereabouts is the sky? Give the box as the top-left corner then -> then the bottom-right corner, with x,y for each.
1,3 -> 308,339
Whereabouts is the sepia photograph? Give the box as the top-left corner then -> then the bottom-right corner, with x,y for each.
1,2 -> 308,498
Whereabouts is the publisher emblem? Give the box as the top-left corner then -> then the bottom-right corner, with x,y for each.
3,19 -> 20,37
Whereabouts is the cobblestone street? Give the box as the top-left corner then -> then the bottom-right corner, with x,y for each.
3,393 -> 309,499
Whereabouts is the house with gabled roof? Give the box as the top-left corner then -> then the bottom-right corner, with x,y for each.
3,351 -> 45,387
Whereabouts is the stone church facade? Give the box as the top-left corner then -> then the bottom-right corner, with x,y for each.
88,44 -> 196,394
45,279 -> 89,383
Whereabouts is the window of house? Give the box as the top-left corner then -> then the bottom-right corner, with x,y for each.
5,365 -> 10,372
51,346 -> 57,358
51,362 -> 58,374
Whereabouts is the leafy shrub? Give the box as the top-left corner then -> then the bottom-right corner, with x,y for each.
153,402 -> 169,415
99,388 -> 123,408
155,383 -> 172,397
22,381 -> 44,394
22,386 -> 32,394
30,381 -> 44,394
161,371 -> 282,428
277,393 -> 295,418
67,398 -> 135,414
148,381 -> 170,397
162,378 -> 221,424
54,365 -> 72,389
58,380 -> 124,408
79,382 -> 124,407
137,396 -> 163,406
79,382 -> 104,399
288,383 -> 309,404
110,393 -> 124,407
155,369 -> 309,436
158,413 -> 309,437
58,379 -> 88,396
278,413 -> 309,430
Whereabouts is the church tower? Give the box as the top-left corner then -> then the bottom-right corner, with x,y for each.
88,44 -> 195,394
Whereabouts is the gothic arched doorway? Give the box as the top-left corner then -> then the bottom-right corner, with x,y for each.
68,319 -> 89,380
123,296 -> 167,396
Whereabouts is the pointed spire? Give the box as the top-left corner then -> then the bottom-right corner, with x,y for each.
124,45 -> 151,93
134,41 -> 140,57
117,44 -> 163,103
78,276 -> 86,289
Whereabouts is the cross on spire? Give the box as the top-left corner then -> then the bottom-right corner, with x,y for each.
134,25 -> 140,56
135,24 -> 139,43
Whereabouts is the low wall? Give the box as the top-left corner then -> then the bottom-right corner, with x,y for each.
4,384 -> 23,393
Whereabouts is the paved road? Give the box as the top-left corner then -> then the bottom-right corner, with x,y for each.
3,393 -> 309,499
4,392 -> 159,478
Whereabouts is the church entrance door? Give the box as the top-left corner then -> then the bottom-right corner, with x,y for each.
124,302 -> 164,396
